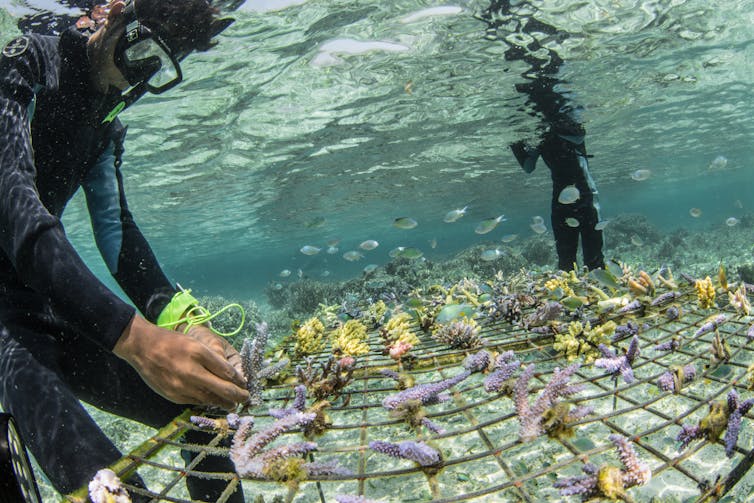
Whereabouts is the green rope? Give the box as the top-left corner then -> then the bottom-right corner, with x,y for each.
160,302 -> 246,338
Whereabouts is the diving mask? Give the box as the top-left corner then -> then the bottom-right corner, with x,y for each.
113,0 -> 182,94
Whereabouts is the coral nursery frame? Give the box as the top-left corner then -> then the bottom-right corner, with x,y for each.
65,282 -> 754,502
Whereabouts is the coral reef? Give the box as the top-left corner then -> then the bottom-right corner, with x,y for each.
380,311 -> 420,358
241,322 -> 287,406
483,350 -> 521,393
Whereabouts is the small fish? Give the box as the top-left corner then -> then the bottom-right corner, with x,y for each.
630,234 -> 644,246
480,248 -> 505,261
326,239 -> 340,247
565,217 -> 580,228
689,207 -> 702,218
297,269 -> 303,279
393,217 -> 418,229
359,239 -> 379,251
397,247 -> 423,260
530,222 -> 547,234
429,238 -> 437,249
320,270 -> 331,277
443,206 -> 468,223
726,217 -> 739,227
389,246 -> 405,258
734,199 -> 743,209
279,269 -> 291,277
326,246 -> 339,254
300,245 -> 321,255
475,215 -> 506,235
272,282 -> 283,290
501,234 -> 518,243
709,155 -> 728,170
594,220 -> 609,231
558,185 -> 580,204
630,169 -> 652,181
531,215 -> 544,225
343,250 -> 364,261
363,264 -> 378,274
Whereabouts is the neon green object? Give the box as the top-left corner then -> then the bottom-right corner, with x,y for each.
156,288 -> 245,337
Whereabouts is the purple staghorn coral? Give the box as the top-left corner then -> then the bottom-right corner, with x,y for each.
694,314 -> 727,337
594,335 -> 639,384
369,440 -> 441,467
269,384 -> 308,419
676,389 -> 754,457
382,370 -> 470,410
724,390 -> 754,457
484,350 -> 521,393
554,434 -> 651,500
654,337 -> 681,352
657,364 -> 696,392
231,411 -> 315,477
241,321 -> 284,406
650,291 -> 681,307
611,321 -> 639,343
514,363 -> 586,441
463,350 -> 491,373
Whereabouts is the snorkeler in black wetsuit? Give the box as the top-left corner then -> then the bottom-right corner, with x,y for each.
0,1 -> 246,501
480,0 -> 605,271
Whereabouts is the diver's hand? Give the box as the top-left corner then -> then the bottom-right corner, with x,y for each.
182,324 -> 245,383
113,315 -> 249,409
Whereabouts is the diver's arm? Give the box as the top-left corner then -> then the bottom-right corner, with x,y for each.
510,141 -> 539,173
81,129 -> 178,323
0,35 -> 135,350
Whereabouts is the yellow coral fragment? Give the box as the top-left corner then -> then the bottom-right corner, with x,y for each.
383,312 -> 420,348
728,284 -> 750,316
331,319 -> 370,357
294,317 -> 325,356
695,276 -> 716,309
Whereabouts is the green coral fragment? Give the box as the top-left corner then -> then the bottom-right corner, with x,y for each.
553,320 -> 616,363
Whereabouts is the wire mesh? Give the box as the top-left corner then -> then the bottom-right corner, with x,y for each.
64,273 -> 754,503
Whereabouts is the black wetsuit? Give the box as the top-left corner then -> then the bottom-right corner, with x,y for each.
480,0 -> 605,270
0,29 -> 241,501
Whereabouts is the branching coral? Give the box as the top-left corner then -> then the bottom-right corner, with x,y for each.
514,364 -> 590,441
364,299 -> 388,327
383,371 -> 470,411
553,434 -> 651,501
524,301 -> 563,329
241,322 -> 288,406
695,276 -> 716,309
594,335 -> 640,384
296,356 -> 355,404
369,440 -> 442,468
676,390 -> 754,457
657,364 -> 696,393
331,319 -> 370,357
728,284 -> 751,316
432,317 -> 484,349
484,351 -> 521,393
294,317 -> 326,356
228,411 -> 349,485
380,311 -> 420,359
554,321 -> 616,363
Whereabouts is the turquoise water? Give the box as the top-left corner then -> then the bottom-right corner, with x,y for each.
2,0 -> 754,303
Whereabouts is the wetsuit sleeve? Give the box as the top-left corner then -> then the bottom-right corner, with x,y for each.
82,137 -> 177,323
0,36 -> 136,350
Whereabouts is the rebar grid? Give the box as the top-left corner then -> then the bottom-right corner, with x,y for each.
65,285 -> 754,502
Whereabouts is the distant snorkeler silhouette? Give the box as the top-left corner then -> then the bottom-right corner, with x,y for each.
479,0 -> 605,271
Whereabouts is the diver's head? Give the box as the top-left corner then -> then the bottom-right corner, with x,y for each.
89,0 -> 232,95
